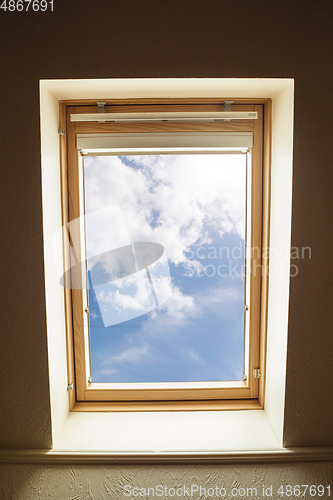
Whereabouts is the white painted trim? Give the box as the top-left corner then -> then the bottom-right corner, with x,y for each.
1,448 -> 333,464
42,78 -> 293,100
40,78 -> 294,452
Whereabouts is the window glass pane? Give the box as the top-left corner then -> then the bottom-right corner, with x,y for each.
83,154 -> 247,383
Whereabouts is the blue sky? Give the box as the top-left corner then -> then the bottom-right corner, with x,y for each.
83,154 -> 246,383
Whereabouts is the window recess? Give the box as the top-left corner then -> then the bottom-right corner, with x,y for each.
59,99 -> 271,412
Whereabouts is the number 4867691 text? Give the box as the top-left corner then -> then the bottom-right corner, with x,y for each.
0,0 -> 53,11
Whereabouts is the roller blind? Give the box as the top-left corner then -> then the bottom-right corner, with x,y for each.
77,132 -> 253,151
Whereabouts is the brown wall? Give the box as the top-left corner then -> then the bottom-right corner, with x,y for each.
0,0 -> 333,450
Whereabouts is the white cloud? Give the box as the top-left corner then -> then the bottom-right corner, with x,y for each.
85,205 -> 130,258
92,283 -> 244,381
111,344 -> 150,364
94,270 -> 155,326
84,154 -> 246,268
159,285 -> 195,320
85,154 -> 245,353
100,368 -> 116,376
197,285 -> 243,315
187,348 -> 206,365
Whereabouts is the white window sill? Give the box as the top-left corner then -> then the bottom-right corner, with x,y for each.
56,410 -> 279,451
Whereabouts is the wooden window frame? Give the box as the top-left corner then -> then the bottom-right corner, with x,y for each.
59,98 -> 271,412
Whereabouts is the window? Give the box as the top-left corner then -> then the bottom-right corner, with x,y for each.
59,99 -> 271,411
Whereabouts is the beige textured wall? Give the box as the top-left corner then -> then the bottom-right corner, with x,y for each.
0,0 -> 333,452
1,462 -> 333,500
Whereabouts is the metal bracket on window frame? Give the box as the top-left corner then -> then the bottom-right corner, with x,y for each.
96,101 -> 107,113
223,100 -> 234,112
222,100 -> 235,121
96,101 -> 107,123
253,368 -> 262,379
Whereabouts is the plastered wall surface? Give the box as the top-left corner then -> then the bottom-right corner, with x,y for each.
0,0 -> 333,453
0,462 -> 333,500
